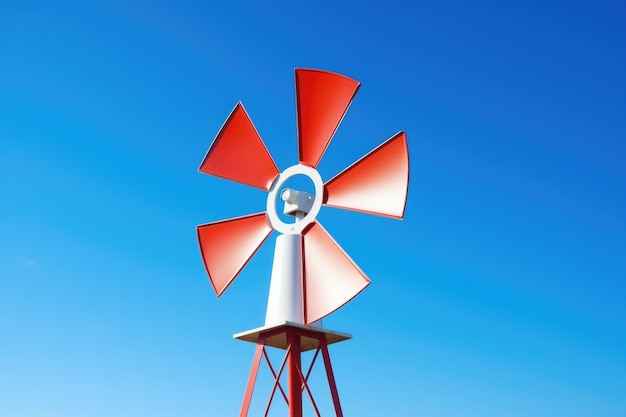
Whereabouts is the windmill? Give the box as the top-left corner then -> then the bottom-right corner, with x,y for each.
197,68 -> 409,416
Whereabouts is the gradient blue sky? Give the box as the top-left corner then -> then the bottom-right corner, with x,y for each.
1,1 -> 624,416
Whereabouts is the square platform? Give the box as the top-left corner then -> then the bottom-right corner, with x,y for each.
233,321 -> 352,352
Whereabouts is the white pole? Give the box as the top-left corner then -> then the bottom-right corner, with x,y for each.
264,233 -> 304,325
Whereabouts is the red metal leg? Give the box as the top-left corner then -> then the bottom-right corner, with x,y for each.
320,338 -> 343,417
240,340 -> 265,417
293,350 -> 322,417
287,331 -> 303,417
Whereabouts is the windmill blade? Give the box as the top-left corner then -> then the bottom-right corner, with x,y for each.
324,131 -> 409,219
296,69 -> 360,168
302,222 -> 370,324
199,102 -> 279,191
197,213 -> 273,297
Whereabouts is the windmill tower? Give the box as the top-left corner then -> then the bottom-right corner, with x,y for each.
197,69 -> 409,416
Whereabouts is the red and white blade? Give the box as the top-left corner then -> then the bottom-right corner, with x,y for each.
324,131 -> 409,219
199,102 -> 279,191
296,68 -> 360,168
302,222 -> 370,324
197,213 -> 273,297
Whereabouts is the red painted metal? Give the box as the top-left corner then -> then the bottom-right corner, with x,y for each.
197,213 -> 273,296
302,222 -> 370,324
296,69 -> 360,168
240,341 -> 264,417
287,333 -> 302,417
199,102 -> 279,190
324,131 -> 409,219
239,324 -> 344,417
293,350 -> 322,417
262,348 -> 289,406
320,337 -> 343,417
302,348 -> 320,391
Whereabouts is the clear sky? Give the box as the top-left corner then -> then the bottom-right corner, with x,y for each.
1,1 -> 624,416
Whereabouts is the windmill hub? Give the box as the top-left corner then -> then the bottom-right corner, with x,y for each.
266,164 -> 323,234
281,188 -> 314,218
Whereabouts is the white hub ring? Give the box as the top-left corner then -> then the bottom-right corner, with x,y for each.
266,164 -> 323,234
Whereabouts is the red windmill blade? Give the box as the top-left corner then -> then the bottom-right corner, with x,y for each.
197,68 -> 409,325
302,222 -> 371,324
296,69 -> 360,168
324,131 -> 409,219
199,102 -> 279,191
197,213 -> 273,296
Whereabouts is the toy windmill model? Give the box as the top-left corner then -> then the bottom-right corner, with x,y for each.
197,69 -> 409,417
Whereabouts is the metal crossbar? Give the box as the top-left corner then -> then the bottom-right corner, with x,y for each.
264,345 -> 291,416
262,347 -> 289,405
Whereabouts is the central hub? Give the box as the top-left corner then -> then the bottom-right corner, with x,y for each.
281,188 -> 314,217
266,164 -> 324,234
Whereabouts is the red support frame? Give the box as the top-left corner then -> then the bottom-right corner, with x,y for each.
238,325 -> 344,417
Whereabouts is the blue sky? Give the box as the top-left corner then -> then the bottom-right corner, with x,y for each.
1,1 -> 624,416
